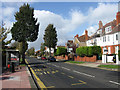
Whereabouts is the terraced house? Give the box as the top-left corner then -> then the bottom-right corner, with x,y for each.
87,11 -> 120,55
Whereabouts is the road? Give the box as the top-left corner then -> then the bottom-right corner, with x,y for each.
26,57 -> 120,89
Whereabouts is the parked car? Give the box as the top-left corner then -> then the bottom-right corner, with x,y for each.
48,57 -> 56,62
41,57 -> 47,60
11,57 -> 19,61
37,56 -> 41,59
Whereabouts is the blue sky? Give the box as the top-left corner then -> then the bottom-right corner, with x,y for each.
1,2 -> 118,51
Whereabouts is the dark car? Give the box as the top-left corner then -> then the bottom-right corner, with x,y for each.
48,57 -> 56,62
41,57 -> 47,60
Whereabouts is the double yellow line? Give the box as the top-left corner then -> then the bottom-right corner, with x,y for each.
25,59 -> 47,89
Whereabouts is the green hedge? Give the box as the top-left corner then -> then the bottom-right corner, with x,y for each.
76,46 -> 101,57
55,47 -> 67,56
119,50 -> 120,61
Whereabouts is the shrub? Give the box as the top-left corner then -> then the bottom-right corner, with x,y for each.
119,50 -> 120,61
87,47 -> 93,56
55,47 -> 67,56
76,46 -> 101,57
92,46 -> 101,55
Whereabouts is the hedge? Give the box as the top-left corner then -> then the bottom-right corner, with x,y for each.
118,50 -> 120,61
76,46 -> 101,57
55,47 -> 67,56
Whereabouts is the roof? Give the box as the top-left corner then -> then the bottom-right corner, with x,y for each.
76,35 -> 90,42
68,40 -> 73,43
88,19 -> 119,40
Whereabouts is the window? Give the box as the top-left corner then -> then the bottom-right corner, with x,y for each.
103,37 -> 104,42
116,34 -> 118,40
115,46 -> 119,54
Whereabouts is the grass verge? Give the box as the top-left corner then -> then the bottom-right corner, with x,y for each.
98,65 -> 120,69
66,61 -> 85,64
19,64 -> 26,66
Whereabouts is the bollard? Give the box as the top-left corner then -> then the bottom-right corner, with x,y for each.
11,62 -> 15,72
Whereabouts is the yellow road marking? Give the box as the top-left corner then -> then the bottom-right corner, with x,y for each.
71,83 -> 84,86
52,71 -> 56,74
40,73 -> 43,75
79,80 -> 87,84
71,80 -> 86,86
68,76 -> 74,79
55,70 -> 58,72
25,59 -> 46,89
25,59 -> 29,64
44,72 -> 47,74
47,86 -> 55,88
61,72 -> 65,74
47,71 -> 50,74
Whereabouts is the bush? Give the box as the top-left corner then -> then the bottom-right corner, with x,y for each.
55,47 -> 67,56
76,46 -> 101,57
87,47 -> 93,56
119,50 -> 120,61
92,46 -> 101,55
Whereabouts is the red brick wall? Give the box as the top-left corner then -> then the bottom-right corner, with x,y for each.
55,55 -> 68,60
74,55 -> 97,62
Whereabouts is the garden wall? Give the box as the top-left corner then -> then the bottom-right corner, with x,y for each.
74,55 -> 97,62
54,55 -> 68,60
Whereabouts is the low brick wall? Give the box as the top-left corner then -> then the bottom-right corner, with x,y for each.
74,55 -> 97,62
55,55 -> 68,60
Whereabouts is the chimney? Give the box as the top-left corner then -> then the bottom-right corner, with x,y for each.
99,21 -> 103,29
116,2 -> 120,25
85,30 -> 88,41
75,34 -> 79,38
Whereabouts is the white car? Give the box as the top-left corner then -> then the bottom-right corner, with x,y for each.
37,56 -> 41,59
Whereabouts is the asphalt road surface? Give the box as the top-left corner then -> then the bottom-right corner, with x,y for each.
26,56 -> 120,89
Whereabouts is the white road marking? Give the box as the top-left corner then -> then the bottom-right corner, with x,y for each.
61,67 -> 70,71
53,65 -> 60,67
109,81 -> 120,85
73,70 -> 95,78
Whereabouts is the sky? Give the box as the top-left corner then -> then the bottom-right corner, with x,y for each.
0,1 -> 119,51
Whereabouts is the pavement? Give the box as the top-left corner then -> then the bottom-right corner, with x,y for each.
0,66 -> 35,89
25,57 -> 120,89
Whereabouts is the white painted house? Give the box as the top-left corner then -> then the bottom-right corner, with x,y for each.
86,11 -> 120,64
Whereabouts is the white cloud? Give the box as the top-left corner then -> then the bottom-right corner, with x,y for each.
87,3 -> 118,25
28,10 -> 85,50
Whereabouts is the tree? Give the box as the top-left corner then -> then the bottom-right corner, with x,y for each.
0,23 -> 12,50
11,3 -> 39,64
43,24 -> 57,56
10,41 -> 28,55
55,47 -> 67,56
40,43 -> 45,56
26,47 -> 35,56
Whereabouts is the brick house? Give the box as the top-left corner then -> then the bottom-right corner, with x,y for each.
87,11 -> 120,55
73,30 -> 90,48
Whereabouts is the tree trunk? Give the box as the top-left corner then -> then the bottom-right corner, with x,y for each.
21,41 -> 25,64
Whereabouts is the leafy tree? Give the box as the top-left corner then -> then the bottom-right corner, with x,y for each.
43,24 -> 57,56
40,43 -> 45,56
55,47 -> 67,56
0,23 -> 12,50
11,3 -> 39,64
26,47 -> 35,56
